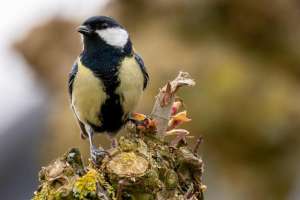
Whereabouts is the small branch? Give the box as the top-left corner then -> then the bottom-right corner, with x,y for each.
151,71 -> 195,136
193,136 -> 203,155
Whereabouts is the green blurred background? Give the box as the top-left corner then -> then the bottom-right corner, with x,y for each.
1,0 -> 300,199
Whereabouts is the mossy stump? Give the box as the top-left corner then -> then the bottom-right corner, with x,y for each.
32,72 -> 205,200
33,131 -> 204,200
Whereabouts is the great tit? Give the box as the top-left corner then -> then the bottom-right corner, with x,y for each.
68,16 -> 149,161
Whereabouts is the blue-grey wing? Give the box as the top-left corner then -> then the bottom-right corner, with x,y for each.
68,61 -> 78,98
134,53 -> 149,90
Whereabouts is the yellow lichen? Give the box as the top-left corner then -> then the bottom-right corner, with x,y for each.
32,184 -> 55,200
73,169 -> 98,199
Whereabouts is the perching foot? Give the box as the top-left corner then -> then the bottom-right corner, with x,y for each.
111,138 -> 118,148
90,146 -> 108,166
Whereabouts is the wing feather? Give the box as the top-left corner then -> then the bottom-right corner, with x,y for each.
134,53 -> 149,90
68,61 -> 78,97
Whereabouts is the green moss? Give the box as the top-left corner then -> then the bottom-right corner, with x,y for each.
143,169 -> 162,192
54,186 -> 74,199
130,192 -> 155,200
96,171 -> 116,200
164,170 -> 178,190
118,136 -> 138,152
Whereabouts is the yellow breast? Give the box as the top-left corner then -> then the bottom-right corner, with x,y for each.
116,56 -> 144,115
72,60 -> 106,125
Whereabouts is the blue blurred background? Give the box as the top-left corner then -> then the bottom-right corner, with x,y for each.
1,0 -> 300,199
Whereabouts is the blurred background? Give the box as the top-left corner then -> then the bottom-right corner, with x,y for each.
1,0 -> 300,199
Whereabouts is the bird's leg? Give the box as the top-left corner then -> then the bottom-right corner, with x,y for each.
85,125 -> 108,165
107,134 -> 118,148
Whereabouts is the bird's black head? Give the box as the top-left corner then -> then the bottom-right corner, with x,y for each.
77,16 -> 131,51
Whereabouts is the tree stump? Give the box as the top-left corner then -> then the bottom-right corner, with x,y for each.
32,72 -> 206,200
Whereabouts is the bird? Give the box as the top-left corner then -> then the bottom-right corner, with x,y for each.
68,16 -> 149,162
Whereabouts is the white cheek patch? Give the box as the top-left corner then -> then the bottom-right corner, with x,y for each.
96,27 -> 129,48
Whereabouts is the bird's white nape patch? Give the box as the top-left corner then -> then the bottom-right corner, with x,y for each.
96,27 -> 129,48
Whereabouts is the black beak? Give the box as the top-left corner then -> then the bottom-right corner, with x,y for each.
77,25 -> 93,35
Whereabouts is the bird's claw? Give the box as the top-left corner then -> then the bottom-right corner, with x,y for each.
90,146 -> 109,166
111,138 -> 118,148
